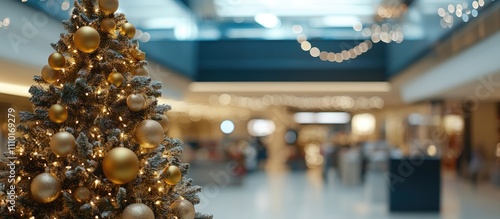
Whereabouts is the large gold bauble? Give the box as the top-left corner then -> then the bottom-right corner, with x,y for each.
100,18 -> 116,33
74,26 -> 100,53
107,69 -> 124,87
41,65 -> 60,83
121,203 -> 155,219
159,115 -> 170,133
48,52 -> 66,70
31,173 -> 61,203
134,66 -> 149,76
126,94 -> 146,112
164,165 -> 181,186
121,23 -> 136,39
48,104 -> 68,123
74,187 -> 91,202
135,120 -> 164,148
98,0 -> 119,14
50,131 -> 76,157
103,147 -> 139,185
170,199 -> 195,219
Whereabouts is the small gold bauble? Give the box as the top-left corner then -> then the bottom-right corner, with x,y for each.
74,26 -> 100,53
164,165 -> 182,186
126,94 -> 146,112
48,104 -> 68,123
50,131 -> 76,157
99,0 -> 119,14
107,69 -> 124,87
121,203 -> 155,219
74,187 -> 91,202
134,66 -> 149,76
48,52 -> 66,70
31,173 -> 61,203
103,147 -> 139,185
133,50 -> 146,60
170,199 -> 195,219
100,18 -> 116,33
159,115 -> 170,133
41,65 -> 60,83
121,23 -> 136,39
135,120 -> 164,148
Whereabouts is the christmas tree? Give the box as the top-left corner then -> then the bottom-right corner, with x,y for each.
0,0 -> 211,218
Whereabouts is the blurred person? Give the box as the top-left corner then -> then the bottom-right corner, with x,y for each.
253,137 -> 268,170
469,146 -> 485,187
321,134 -> 337,182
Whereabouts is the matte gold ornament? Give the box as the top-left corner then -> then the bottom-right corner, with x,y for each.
134,66 -> 149,76
30,173 -> 61,203
48,52 -> 66,70
107,69 -> 124,87
164,165 -> 181,186
41,65 -> 60,83
121,23 -> 136,39
170,199 -> 195,219
49,104 -> 68,123
126,94 -> 146,112
100,18 -> 116,33
74,187 -> 91,202
121,203 -> 155,219
159,115 -> 170,133
50,131 -> 76,157
74,26 -> 100,53
103,147 -> 139,184
135,120 -> 164,148
98,0 -> 119,14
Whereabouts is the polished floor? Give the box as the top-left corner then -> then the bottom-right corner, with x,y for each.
195,169 -> 500,219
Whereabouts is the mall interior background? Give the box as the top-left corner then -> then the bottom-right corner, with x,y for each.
1,0 -> 500,218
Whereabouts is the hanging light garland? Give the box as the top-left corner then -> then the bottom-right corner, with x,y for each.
437,0 -> 486,28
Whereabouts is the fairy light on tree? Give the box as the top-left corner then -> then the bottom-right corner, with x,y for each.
0,0 -> 211,218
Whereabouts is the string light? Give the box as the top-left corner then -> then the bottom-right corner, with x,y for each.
438,0 -> 486,28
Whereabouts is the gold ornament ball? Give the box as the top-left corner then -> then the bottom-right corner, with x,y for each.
133,50 -> 146,60
134,66 -> 149,76
135,120 -> 164,148
74,26 -> 101,53
170,199 -> 195,219
49,104 -> 68,123
31,173 -> 61,203
74,187 -> 91,202
121,23 -> 136,39
108,70 -> 124,87
100,18 -> 116,33
126,94 -> 146,112
41,65 -> 60,84
103,147 -> 139,185
50,131 -> 76,157
99,0 -> 119,14
121,203 -> 155,219
48,52 -> 66,70
159,115 -> 170,133
164,165 -> 182,186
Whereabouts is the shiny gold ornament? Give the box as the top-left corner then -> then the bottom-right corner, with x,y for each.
30,173 -> 61,203
48,52 -> 66,70
74,26 -> 100,53
74,187 -> 91,202
48,104 -> 68,123
135,120 -> 164,148
134,66 -> 149,76
133,50 -> 146,60
159,115 -> 170,133
98,0 -> 119,14
107,69 -> 124,87
170,199 -> 195,219
126,94 -> 146,112
50,131 -> 76,157
164,165 -> 181,186
100,18 -> 116,33
41,65 -> 60,83
103,147 -> 139,184
121,203 -> 155,219
120,23 -> 136,39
